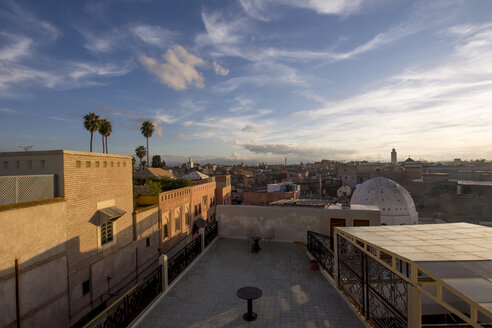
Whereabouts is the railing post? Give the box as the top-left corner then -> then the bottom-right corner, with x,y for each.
199,227 -> 205,250
159,254 -> 168,290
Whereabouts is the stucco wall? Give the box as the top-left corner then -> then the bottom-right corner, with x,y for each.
217,205 -> 380,243
0,199 -> 69,328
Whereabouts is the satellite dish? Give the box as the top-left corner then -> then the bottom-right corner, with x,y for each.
337,185 -> 352,199
18,145 -> 34,151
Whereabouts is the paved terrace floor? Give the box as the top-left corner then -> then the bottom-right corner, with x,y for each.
136,238 -> 364,328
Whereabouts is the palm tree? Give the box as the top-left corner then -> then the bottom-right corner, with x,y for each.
105,120 -> 112,153
135,145 -> 147,168
140,120 -> 154,165
98,119 -> 112,153
98,119 -> 108,153
84,113 -> 101,152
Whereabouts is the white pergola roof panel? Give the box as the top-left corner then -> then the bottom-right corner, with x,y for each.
338,222 -> 492,261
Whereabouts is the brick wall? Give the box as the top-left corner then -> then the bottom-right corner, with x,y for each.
62,151 -> 133,320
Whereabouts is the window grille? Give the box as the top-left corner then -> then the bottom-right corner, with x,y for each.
101,220 -> 114,245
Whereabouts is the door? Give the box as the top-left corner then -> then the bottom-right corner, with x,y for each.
330,218 -> 346,249
353,219 -> 370,227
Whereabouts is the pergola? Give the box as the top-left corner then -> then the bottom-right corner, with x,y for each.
334,223 -> 492,328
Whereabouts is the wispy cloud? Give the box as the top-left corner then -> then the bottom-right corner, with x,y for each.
293,21 -> 492,158
213,61 -> 229,75
139,45 -> 206,91
239,0 -> 363,21
241,124 -> 258,133
131,25 -> 177,48
239,141 -> 356,158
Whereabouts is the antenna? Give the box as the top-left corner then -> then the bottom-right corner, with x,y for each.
18,145 -> 34,152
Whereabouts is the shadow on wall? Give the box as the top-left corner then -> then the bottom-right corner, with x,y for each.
0,208 -> 162,328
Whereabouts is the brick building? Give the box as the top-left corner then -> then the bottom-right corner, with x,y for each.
0,150 -> 160,327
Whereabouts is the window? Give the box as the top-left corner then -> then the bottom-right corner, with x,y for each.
40,160 -> 46,169
117,162 -> 120,167
194,205 -> 198,216
111,162 -> 114,167
103,161 -> 107,168
86,161 -> 91,168
146,237 -> 150,247
76,160 -> 81,168
203,196 -> 208,209
82,280 -> 90,295
186,211 -> 191,226
199,203 -> 202,214
123,162 -> 126,167
16,161 -> 20,169
174,217 -> 180,232
2,161 -> 7,169
27,161 -> 32,169
100,220 -> 113,245
163,223 -> 169,239
95,161 -> 100,168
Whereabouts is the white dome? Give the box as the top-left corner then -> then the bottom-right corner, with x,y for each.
350,177 -> 418,225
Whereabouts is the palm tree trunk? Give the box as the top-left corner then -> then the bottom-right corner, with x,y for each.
146,138 -> 149,167
102,135 -> 105,153
90,132 -> 93,152
105,137 -> 108,153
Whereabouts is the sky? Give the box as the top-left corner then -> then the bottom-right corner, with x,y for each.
1,0 -> 492,164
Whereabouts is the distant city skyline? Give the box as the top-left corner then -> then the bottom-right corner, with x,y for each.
1,1 -> 492,163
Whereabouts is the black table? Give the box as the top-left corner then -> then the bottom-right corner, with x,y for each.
250,236 -> 262,253
237,286 -> 262,321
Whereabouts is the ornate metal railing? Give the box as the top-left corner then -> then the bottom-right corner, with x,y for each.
84,265 -> 162,328
337,234 -> 409,328
204,220 -> 218,247
307,230 -> 335,277
168,236 -> 202,283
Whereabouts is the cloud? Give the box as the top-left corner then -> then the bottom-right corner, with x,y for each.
213,61 -> 229,75
4,2 -> 62,40
131,25 -> 177,48
0,33 -> 32,61
239,0 -> 363,21
155,113 -> 178,124
240,142 -> 356,158
0,107 -> 19,113
68,61 -> 132,80
241,124 -> 258,133
292,21 -> 492,158
174,132 -> 185,139
97,104 -> 133,116
229,96 -> 254,113
196,11 -> 247,47
139,45 -> 206,91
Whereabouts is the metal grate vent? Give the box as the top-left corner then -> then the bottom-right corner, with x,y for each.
0,175 -> 55,205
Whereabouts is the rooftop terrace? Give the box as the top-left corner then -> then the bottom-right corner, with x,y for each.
134,238 -> 364,328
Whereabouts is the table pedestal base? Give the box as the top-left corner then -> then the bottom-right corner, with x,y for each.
243,312 -> 257,321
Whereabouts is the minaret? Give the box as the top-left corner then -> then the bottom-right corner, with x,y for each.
188,157 -> 194,169
391,148 -> 397,165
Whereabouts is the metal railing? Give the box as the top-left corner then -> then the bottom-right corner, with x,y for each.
168,236 -> 202,283
204,220 -> 218,247
307,230 -> 335,277
337,234 -> 409,328
83,265 -> 162,328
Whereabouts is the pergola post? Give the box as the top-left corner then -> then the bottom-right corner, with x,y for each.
407,284 -> 422,327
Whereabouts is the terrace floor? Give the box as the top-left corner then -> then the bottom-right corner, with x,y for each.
135,238 -> 364,328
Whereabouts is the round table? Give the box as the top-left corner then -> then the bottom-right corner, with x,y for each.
237,286 -> 262,321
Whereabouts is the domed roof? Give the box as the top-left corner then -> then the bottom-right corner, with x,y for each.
351,177 -> 418,225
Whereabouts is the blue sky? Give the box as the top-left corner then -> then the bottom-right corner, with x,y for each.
1,0 -> 492,164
